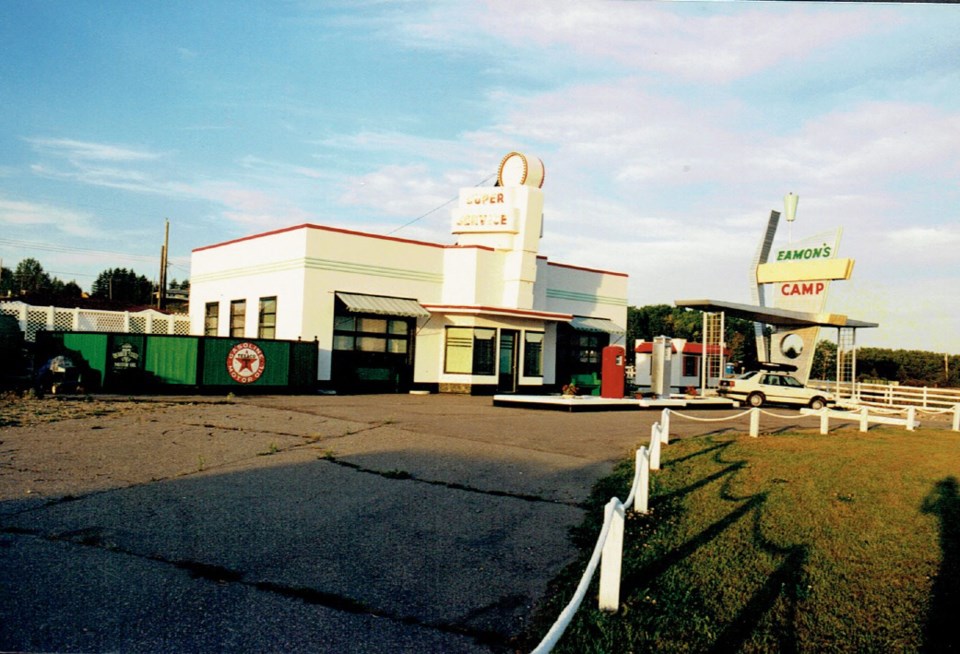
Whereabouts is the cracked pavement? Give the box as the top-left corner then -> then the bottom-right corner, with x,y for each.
0,393 -> 721,653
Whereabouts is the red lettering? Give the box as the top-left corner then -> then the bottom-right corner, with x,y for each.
781,282 -> 825,296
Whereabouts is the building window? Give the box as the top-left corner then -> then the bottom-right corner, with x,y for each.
230,300 -> 246,337
334,315 -> 410,354
204,302 -> 219,336
258,297 -> 277,338
523,331 -> 544,377
576,333 -> 602,364
683,354 -> 698,378
444,327 -> 496,375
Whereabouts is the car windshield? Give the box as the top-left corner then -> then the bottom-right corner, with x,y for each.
737,371 -> 759,380
780,375 -> 804,388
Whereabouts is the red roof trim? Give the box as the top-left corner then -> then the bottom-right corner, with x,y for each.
635,342 -> 730,355
193,223 -> 495,254
547,260 -> 628,278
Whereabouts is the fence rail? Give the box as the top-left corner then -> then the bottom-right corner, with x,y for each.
808,379 -> 960,410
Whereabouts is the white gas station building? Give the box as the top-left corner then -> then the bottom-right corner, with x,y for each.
189,153 -> 628,394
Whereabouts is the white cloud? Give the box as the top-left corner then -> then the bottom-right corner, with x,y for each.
391,1 -> 897,83
0,196 -> 101,238
25,137 -> 163,162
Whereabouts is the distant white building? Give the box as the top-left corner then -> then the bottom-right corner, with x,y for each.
634,338 -> 729,393
189,153 -> 628,393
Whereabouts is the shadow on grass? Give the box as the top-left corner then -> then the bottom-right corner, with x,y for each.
922,476 -> 959,653
628,438 -> 810,652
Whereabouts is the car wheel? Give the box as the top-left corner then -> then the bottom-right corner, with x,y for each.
809,397 -> 826,410
747,392 -> 764,408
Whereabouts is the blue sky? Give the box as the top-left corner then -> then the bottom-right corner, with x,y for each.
2,1 -> 959,352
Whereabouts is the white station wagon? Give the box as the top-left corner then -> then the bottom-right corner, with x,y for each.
718,370 -> 832,409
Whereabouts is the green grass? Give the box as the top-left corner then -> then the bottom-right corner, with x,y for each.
523,427 -> 959,653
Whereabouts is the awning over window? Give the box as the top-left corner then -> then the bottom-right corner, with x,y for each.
336,292 -> 430,318
569,316 -> 625,334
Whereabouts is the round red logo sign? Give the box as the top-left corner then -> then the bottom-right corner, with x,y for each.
226,342 -> 266,384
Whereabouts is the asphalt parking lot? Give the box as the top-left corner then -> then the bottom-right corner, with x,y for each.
0,393 -> 780,653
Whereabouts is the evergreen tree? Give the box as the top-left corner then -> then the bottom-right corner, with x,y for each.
13,258 -> 51,294
92,268 -> 154,305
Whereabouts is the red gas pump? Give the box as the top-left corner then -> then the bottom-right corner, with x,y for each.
600,345 -> 626,398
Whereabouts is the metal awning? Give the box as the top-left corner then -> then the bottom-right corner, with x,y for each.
570,316 -> 626,334
674,299 -> 878,329
336,292 -> 430,318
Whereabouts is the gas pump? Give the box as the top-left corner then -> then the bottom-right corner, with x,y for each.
650,336 -> 673,398
601,345 -> 626,398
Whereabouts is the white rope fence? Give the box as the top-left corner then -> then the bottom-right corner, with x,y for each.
530,411 -> 666,653
529,401 -> 959,653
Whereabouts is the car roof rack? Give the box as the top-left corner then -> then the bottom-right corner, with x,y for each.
757,362 -> 798,372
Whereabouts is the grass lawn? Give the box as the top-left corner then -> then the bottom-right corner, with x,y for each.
522,425 -> 959,653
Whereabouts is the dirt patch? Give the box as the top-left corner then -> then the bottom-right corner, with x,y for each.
0,392 -> 176,429
0,394 -> 369,510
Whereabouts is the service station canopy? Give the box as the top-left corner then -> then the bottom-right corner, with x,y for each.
674,299 -> 879,330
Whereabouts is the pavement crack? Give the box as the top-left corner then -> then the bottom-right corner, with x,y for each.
0,526 -> 513,651
319,455 -> 586,509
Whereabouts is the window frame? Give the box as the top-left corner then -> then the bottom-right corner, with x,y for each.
229,299 -> 246,338
204,302 -> 219,337
523,331 -> 544,377
444,326 -> 497,376
258,296 -> 277,339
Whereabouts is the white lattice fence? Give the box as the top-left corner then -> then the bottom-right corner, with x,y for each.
0,301 -> 190,341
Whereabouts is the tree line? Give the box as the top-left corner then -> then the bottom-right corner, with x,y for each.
0,257 -> 188,307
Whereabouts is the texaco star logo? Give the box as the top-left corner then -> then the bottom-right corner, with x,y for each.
227,342 -> 265,384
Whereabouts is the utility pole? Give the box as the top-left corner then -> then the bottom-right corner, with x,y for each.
158,219 -> 169,310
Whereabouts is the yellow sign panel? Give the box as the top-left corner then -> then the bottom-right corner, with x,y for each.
757,258 -> 855,284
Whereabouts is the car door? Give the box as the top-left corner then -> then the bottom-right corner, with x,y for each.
761,374 -> 789,404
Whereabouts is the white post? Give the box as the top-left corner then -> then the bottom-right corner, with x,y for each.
859,407 -> 869,432
660,409 -> 671,444
599,499 -> 625,612
906,406 -> 916,431
72,307 -> 80,331
953,405 -> 960,432
750,407 -> 760,438
636,447 -> 650,514
650,423 -> 661,471
820,407 -> 829,435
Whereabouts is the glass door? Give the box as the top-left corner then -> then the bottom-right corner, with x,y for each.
498,329 -> 518,392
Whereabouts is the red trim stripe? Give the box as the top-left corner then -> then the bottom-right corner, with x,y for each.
547,260 -> 628,278
193,223 -> 495,254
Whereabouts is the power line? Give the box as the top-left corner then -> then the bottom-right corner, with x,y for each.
385,172 -> 497,236
0,237 -> 181,264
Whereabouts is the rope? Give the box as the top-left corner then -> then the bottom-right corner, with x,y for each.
757,408 -> 812,420
530,499 -> 619,653
860,405 -> 906,416
666,409 -> 754,423
917,406 -> 957,416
